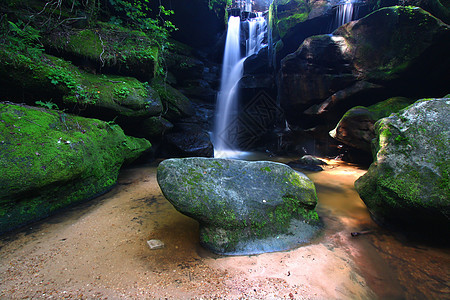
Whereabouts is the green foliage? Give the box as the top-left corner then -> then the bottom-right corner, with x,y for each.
0,102 -> 151,234
35,100 -> 59,110
0,18 -> 44,62
105,1 -> 177,76
208,0 -> 232,10
107,0 -> 176,43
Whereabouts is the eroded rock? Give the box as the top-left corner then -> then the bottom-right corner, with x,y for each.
355,98 -> 450,236
157,158 -> 321,255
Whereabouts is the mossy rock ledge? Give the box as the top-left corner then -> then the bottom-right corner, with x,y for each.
157,158 -> 321,255
0,102 -> 151,235
355,98 -> 450,236
330,97 -> 414,152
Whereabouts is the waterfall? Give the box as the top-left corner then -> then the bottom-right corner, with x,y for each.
336,0 -> 356,27
214,14 -> 267,158
246,14 -> 266,56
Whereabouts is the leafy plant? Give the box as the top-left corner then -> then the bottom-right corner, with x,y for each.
35,100 -> 59,110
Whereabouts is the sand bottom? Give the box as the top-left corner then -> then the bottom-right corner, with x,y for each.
0,159 -> 448,299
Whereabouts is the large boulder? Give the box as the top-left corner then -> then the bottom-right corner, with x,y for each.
157,158 -> 321,255
162,123 -> 214,158
43,23 -> 159,82
0,46 -> 164,139
354,98 -> 450,236
0,102 -> 151,234
330,97 -> 414,152
279,6 -> 450,131
269,0 -> 334,67
150,78 -> 195,120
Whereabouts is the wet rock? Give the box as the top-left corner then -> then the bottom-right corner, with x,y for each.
330,97 -> 414,152
0,47 -> 163,140
0,102 -> 151,234
270,0 -> 334,67
355,98 -> 450,236
162,123 -> 213,158
279,6 -> 450,131
157,158 -> 321,255
150,79 -> 195,121
43,25 -> 158,82
141,117 -> 173,138
287,155 -> 328,172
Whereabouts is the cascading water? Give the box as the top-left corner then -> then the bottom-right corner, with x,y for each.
246,14 -> 266,56
214,14 -> 267,158
335,0 -> 356,27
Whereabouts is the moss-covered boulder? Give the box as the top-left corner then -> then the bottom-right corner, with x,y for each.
0,43 -> 164,139
163,124 -> 213,158
279,6 -> 450,131
157,158 -> 321,255
269,0 -> 332,67
330,97 -> 414,152
151,78 -> 195,120
43,23 -> 159,81
0,102 -> 151,234
270,0 -> 314,40
355,98 -> 449,236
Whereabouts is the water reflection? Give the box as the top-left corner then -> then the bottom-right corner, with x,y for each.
0,157 -> 448,299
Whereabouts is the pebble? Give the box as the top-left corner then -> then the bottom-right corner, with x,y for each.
147,239 -> 164,250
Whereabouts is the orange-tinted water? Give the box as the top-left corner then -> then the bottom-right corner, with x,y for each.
0,158 -> 448,299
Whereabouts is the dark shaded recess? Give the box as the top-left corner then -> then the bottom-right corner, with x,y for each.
271,127 -> 344,158
376,37 -> 450,99
276,2 -> 386,70
43,45 -> 154,83
147,0 -> 226,50
160,122 -> 214,158
276,13 -> 334,69
329,3 -> 374,32
0,77 -> 65,106
368,205 -> 450,246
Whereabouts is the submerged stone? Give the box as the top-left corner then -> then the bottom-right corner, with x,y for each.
157,158 -> 321,255
355,98 -> 450,236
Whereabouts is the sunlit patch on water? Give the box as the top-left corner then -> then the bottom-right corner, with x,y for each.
0,158 -> 448,299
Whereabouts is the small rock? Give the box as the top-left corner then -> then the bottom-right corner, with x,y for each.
147,239 -> 164,250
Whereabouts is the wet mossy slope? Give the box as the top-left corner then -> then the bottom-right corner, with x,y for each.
0,102 -> 151,234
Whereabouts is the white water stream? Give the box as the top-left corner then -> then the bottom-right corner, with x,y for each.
214,14 -> 267,158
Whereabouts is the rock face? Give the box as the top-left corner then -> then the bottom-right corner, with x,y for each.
269,0 -> 334,67
355,98 -> 450,235
0,102 -> 151,234
163,123 -> 214,158
279,6 -> 450,130
43,25 -> 159,81
330,97 -> 414,152
157,158 -> 321,255
287,155 -> 328,171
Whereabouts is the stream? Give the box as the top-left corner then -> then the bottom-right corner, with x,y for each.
0,157 -> 448,299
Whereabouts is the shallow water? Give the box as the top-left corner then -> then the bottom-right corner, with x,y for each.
0,158 -> 448,299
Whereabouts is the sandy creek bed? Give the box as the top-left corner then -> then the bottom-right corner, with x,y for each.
0,159 -> 448,299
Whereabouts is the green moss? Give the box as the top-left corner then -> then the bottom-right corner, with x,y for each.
44,23 -> 160,76
66,29 -> 103,59
276,12 -> 309,38
0,102 -> 151,234
261,166 -> 272,172
270,0 -> 311,40
150,78 -> 193,119
0,42 -> 156,116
